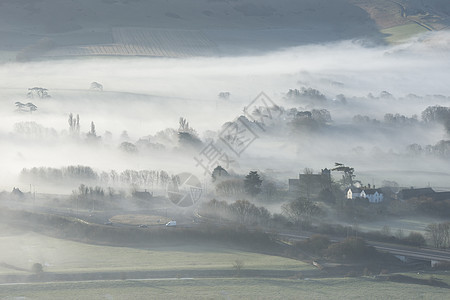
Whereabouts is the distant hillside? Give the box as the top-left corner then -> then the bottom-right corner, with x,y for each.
0,0 -> 380,56
0,0 -> 448,58
0,0 -> 377,33
351,0 -> 450,42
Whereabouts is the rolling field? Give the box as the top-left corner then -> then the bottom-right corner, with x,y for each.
382,23 -> 429,43
1,223 -> 450,299
0,224 -> 311,275
42,27 -> 219,58
1,276 -> 449,299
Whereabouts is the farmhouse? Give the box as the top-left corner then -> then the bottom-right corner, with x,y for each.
346,187 -> 362,199
288,169 -> 332,199
347,187 -> 384,203
361,189 -> 384,203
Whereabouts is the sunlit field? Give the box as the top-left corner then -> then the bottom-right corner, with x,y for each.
382,23 -> 429,44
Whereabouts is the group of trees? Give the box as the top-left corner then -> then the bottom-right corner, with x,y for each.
178,117 -> 202,149
27,87 -> 50,99
213,168 -> 266,198
421,105 -> 450,125
353,105 -> 450,130
282,197 -> 323,229
353,113 -> 419,127
286,87 -> 327,104
71,184 -> 106,210
407,140 -> 450,158
68,113 -> 80,135
244,101 -> 333,134
20,165 -> 98,183
14,121 -> 58,140
20,166 -> 172,189
426,222 -> 450,249
201,199 -> 275,227
15,102 -> 37,113
288,108 -> 332,132
86,121 -> 100,141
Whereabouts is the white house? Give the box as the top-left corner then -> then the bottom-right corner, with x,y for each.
347,187 -> 362,199
360,189 -> 384,203
347,187 -> 384,203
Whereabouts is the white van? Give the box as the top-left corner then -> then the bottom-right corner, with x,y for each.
165,220 -> 176,227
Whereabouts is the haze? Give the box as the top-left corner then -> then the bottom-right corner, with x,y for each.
1,1 -> 450,298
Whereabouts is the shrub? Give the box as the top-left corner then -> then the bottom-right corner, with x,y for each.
233,259 -> 245,276
31,263 -> 43,274
325,237 -> 377,261
403,232 -> 426,247
295,234 -> 331,253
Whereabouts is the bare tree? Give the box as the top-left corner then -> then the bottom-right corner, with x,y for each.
426,223 -> 450,248
282,197 -> 322,229
232,259 -> 244,276
230,200 -> 259,225
27,87 -> 50,99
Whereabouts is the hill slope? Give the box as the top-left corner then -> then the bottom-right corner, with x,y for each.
0,0 -> 449,57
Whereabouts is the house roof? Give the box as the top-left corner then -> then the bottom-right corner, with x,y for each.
348,187 -> 362,193
363,189 -> 382,195
398,188 -> 435,199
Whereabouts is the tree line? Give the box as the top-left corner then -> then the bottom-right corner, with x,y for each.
20,166 -> 172,188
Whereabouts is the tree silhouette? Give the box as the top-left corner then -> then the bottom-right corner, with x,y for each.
26,102 -> 37,113
212,165 -> 229,182
15,102 -> 37,113
332,163 -> 355,187
15,102 -> 26,112
68,113 -> 81,135
244,171 -> 262,196
282,197 -> 322,229
90,82 -> 103,91
27,87 -> 50,99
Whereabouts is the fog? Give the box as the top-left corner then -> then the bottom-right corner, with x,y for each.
3,1 -> 450,294
0,31 -> 450,194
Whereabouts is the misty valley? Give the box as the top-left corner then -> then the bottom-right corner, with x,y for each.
1,0 -> 450,299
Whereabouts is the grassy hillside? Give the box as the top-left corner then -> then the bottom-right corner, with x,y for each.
0,226 -> 309,275
1,0 -> 448,57
351,0 -> 450,43
0,0 -> 381,56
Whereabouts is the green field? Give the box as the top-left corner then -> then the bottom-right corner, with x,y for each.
1,277 -> 449,300
382,23 -> 429,44
0,226 -> 310,275
1,225 -> 449,299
